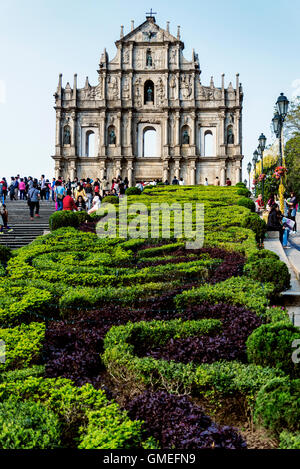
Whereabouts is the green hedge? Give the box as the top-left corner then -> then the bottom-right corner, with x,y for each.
242,213 -> 267,244
237,197 -> 256,212
279,430 -> 300,449
254,377 -> 300,434
174,277 -> 274,315
0,400 -> 61,449
0,245 -> 12,265
246,321 -> 300,378
0,323 -> 45,371
103,320 -> 282,398
125,187 -> 142,196
102,195 -> 119,205
49,210 -> 79,231
0,377 -> 155,449
244,258 -> 290,293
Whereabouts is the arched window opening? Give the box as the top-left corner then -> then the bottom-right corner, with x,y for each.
143,127 -> 157,157
63,125 -> 71,145
204,130 -> 214,156
181,125 -> 190,145
144,80 -> 154,104
86,130 -> 95,157
108,126 -> 117,145
227,125 -> 234,144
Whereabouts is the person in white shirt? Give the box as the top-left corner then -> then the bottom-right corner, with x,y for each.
204,178 -> 209,186
88,195 -> 101,215
179,178 -> 185,186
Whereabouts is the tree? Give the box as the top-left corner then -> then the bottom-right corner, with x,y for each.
285,96 -> 300,137
285,134 -> 300,196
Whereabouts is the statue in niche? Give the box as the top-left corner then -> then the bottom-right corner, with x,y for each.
169,75 -> 176,99
146,49 -> 153,67
109,129 -> 116,144
182,130 -> 190,145
227,127 -> 234,144
63,126 -> 71,145
146,86 -> 153,102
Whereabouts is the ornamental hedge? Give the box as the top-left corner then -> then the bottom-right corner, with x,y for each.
0,184 -> 296,448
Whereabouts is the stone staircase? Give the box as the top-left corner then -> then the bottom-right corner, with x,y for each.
0,200 -> 55,249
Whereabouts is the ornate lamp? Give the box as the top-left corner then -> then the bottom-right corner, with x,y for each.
258,133 -> 267,151
276,93 -> 289,118
272,113 -> 280,138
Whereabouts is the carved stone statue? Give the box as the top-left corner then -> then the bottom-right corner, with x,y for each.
63,126 -> 71,145
182,130 -> 190,145
227,127 -> 234,144
109,129 -> 116,144
146,50 -> 153,67
146,86 -> 153,102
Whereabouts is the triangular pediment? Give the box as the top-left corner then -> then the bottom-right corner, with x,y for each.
117,19 -> 180,45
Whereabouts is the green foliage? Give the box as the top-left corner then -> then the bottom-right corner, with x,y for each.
0,323 -> 45,371
102,195 -> 119,204
0,377 -> 149,449
175,277 -> 273,315
254,377 -> 300,433
279,430 -> 300,449
0,245 -> 12,265
242,213 -> 267,244
247,249 -> 279,263
0,366 -> 45,383
285,133 -> 300,196
0,400 -> 61,449
244,258 -> 290,293
235,182 -> 247,188
237,197 -> 256,212
246,321 -> 300,377
261,306 -> 290,324
49,210 -> 79,231
125,187 -> 142,196
237,188 -> 251,197
74,211 -> 90,224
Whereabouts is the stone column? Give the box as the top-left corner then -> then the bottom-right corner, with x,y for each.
117,112 -> 122,149
55,111 -> 61,147
127,160 -> 133,187
71,112 -> 76,148
54,161 -> 61,179
220,166 -> 226,186
174,159 -> 180,179
235,110 -> 240,145
189,160 -> 196,185
235,161 -> 241,183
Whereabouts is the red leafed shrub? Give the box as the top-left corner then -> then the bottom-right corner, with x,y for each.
126,391 -> 247,449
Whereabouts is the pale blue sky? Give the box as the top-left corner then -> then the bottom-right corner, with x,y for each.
0,0 -> 299,180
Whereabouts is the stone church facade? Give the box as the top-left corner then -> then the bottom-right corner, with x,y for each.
51,14 -> 244,185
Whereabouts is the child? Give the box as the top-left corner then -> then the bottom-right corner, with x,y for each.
0,204 -> 13,234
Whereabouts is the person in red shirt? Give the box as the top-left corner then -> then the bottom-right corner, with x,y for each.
63,190 -> 78,211
226,178 -> 232,186
255,194 -> 265,213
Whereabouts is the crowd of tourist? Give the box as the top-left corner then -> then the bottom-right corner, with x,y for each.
255,191 -> 298,248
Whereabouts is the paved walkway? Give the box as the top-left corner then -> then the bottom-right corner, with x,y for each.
0,200 -> 54,249
264,212 -> 300,327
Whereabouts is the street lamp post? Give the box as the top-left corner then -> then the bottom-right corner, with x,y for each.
247,162 -> 252,190
252,150 -> 258,197
272,93 -> 289,212
258,133 -> 267,201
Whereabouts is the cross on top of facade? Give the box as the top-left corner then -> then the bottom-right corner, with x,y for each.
146,8 -> 157,18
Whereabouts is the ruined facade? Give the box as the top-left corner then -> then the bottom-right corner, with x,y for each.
52,15 -> 244,185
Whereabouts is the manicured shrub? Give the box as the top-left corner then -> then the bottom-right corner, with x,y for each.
125,187 -> 142,196
237,197 -> 256,212
102,195 -> 119,205
49,210 -> 79,231
246,321 -> 300,377
0,377 -> 150,449
127,391 -> 246,449
279,430 -> 300,449
0,245 -> 12,265
74,210 -> 90,224
0,366 -> 45,383
247,249 -> 279,263
0,323 -> 45,371
254,377 -> 300,433
237,188 -> 251,197
242,213 -> 267,244
235,182 -> 246,188
244,258 -> 290,293
0,400 -> 61,449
